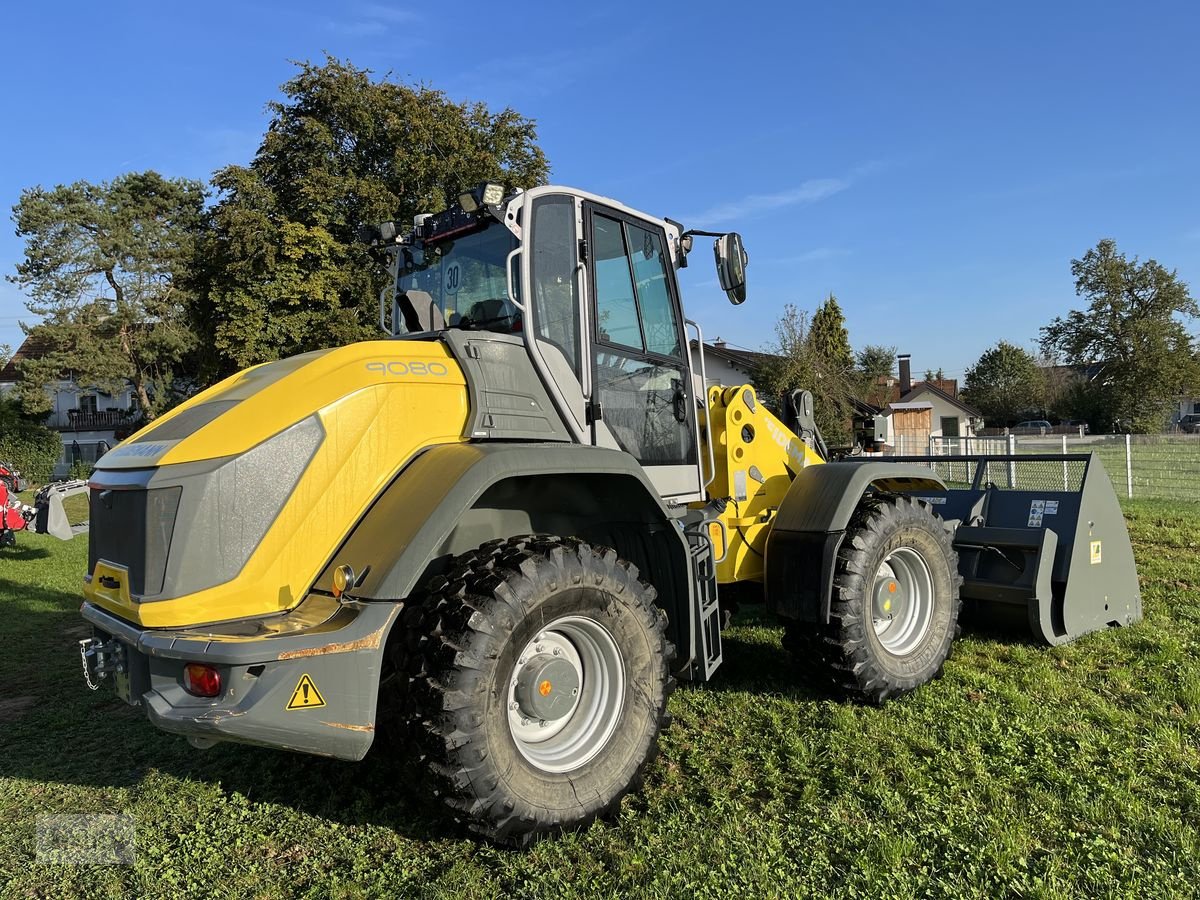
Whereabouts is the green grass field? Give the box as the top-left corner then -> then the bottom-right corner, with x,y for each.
2,499 -> 1199,898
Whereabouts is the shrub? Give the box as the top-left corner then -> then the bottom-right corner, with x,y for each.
0,421 -> 63,485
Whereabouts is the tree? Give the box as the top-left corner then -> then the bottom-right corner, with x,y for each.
757,302 -> 857,443
9,172 -> 206,419
197,56 -> 549,375
1040,239 -> 1200,432
808,293 -> 853,373
857,344 -> 895,381
856,343 -> 896,407
962,340 -> 1045,425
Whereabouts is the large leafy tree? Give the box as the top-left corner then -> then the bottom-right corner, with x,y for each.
962,340 -> 1046,425
1040,239 -> 1200,432
9,171 -> 206,419
198,57 -> 549,374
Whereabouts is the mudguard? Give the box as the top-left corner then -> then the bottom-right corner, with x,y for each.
315,441 -> 698,670
764,461 -> 946,623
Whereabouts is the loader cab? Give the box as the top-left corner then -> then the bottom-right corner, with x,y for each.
520,188 -> 710,503
380,185 -> 738,505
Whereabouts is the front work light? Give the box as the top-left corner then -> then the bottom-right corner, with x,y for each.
480,182 -> 504,206
457,182 -> 506,213
458,190 -> 480,213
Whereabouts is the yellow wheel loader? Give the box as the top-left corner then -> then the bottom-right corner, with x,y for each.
77,183 -> 1141,844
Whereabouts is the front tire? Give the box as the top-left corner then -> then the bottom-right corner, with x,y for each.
784,495 -> 961,703
392,535 -> 674,845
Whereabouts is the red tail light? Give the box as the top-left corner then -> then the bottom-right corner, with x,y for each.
183,663 -> 222,698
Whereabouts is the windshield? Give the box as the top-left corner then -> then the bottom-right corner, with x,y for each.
395,221 -> 520,335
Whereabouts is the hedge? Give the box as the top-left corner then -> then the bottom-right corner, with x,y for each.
0,421 -> 63,486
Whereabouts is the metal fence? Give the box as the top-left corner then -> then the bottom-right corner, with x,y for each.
52,439 -> 112,479
884,434 -> 1200,502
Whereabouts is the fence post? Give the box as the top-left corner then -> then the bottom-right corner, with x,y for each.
1007,433 -> 1016,488
1125,433 -> 1133,499
1062,434 -> 1069,491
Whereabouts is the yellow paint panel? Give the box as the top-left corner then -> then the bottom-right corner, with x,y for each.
693,385 -> 824,585
84,341 -> 471,627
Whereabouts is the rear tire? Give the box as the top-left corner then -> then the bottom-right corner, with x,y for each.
784,495 -> 961,703
389,534 -> 674,845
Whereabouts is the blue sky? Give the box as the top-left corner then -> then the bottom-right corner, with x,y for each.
2,0 -> 1197,380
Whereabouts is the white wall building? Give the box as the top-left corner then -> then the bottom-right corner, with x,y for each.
0,337 -> 138,474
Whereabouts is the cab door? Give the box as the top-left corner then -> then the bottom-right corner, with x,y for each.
583,204 -> 702,502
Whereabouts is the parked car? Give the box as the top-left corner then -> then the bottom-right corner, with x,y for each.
1058,419 -> 1090,435
1014,419 -> 1052,432
1179,414 -> 1200,434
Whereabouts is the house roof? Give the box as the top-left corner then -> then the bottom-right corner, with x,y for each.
899,380 -> 982,418
0,335 -> 53,383
689,340 -> 778,372
890,401 -> 934,411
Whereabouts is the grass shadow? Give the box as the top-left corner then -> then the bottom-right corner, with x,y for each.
0,545 -> 52,561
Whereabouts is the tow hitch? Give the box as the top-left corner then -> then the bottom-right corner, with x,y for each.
79,636 -> 132,702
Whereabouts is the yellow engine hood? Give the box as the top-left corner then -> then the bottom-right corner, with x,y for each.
86,339 -> 471,627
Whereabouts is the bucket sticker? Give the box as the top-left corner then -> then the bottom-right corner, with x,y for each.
918,496 -> 947,505
1027,500 -> 1045,527
286,673 -> 327,710
1090,540 -> 1102,565
1045,500 -> 1059,515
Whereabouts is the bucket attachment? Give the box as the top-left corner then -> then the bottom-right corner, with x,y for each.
33,480 -> 90,541
898,453 -> 1141,645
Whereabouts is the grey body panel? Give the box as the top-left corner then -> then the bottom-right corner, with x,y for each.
82,597 -> 398,760
765,462 -> 947,623
88,417 -> 324,603
438,330 -> 573,442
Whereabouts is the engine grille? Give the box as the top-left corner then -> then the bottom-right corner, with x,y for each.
88,486 -> 182,596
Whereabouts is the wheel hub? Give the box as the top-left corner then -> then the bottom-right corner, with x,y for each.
506,616 -> 625,774
871,547 -> 935,656
872,567 -> 907,622
515,655 -> 579,721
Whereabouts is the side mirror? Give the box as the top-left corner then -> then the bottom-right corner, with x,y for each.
714,233 -> 748,305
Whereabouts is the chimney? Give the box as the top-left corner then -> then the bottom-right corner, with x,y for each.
898,354 -> 912,394
713,337 -> 727,350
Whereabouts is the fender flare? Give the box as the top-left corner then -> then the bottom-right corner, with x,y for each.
764,462 -> 946,623
314,442 -> 696,665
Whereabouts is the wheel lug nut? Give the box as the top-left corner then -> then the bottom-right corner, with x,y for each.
538,720 -> 546,728
552,647 -> 561,656
520,718 -> 529,727
535,644 -> 544,652
510,701 -> 519,711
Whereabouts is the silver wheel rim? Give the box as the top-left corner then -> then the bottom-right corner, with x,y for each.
871,547 -> 935,655
506,615 -> 625,774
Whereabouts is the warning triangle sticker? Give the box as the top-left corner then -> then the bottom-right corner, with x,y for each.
286,673 -> 326,710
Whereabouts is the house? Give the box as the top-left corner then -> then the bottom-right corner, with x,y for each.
0,336 -> 140,474
870,355 -> 983,450
688,338 -> 776,391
